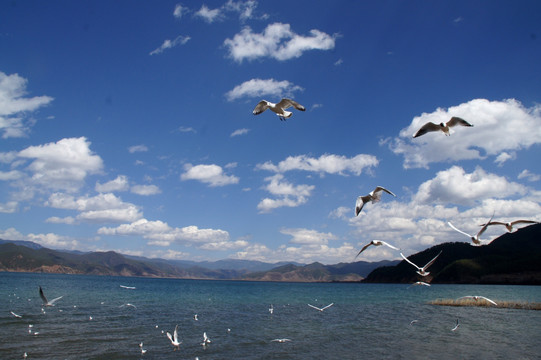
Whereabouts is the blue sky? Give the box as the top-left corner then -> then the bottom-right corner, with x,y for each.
1,0 -> 540,264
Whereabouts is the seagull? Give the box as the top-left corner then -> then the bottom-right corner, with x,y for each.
139,342 -> 147,355
355,240 -> 400,259
39,286 -> 63,307
201,332 -> 211,346
119,285 -> 136,290
272,338 -> 292,343
409,281 -> 431,287
166,325 -> 181,351
448,213 -> 494,245
355,186 -> 396,216
482,219 -> 539,232
10,311 -> 22,318
119,303 -> 137,309
307,303 -> 334,312
457,295 -> 498,306
409,320 -> 419,326
269,304 -> 274,314
451,318 -> 460,331
413,116 -> 473,138
400,251 -> 442,277
253,98 -> 305,121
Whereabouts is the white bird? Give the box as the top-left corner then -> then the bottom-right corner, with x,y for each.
39,286 -> 63,307
409,320 -> 419,326
448,213 -> 494,245
409,281 -> 431,287
201,332 -> 211,346
166,325 -> 181,351
457,295 -> 498,306
253,98 -> 305,121
451,318 -> 460,331
307,303 -> 334,312
139,342 -> 147,355
119,303 -> 137,309
355,240 -> 400,259
269,304 -> 274,314
355,186 -> 396,216
272,338 -> 292,343
119,285 -> 136,290
400,251 -> 442,277
482,219 -> 539,232
413,116 -> 473,138
10,311 -> 22,318
194,314 -> 198,321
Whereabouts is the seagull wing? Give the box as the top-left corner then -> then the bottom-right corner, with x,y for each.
39,286 -> 48,305
48,296 -> 63,305
355,196 -> 367,216
447,116 -> 473,128
355,243 -> 373,259
482,221 -> 506,227
321,303 -> 334,310
380,240 -> 400,250
476,213 -> 495,238
478,296 -> 498,306
174,325 -> 179,343
253,100 -> 270,115
307,304 -> 322,311
166,331 -> 174,344
510,220 -> 538,226
278,98 -> 305,111
400,253 -> 420,271
413,122 -> 440,138
447,222 -> 472,239
423,250 -> 442,270
374,186 -> 396,197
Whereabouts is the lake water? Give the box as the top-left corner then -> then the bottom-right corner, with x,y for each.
1,272 -> 540,359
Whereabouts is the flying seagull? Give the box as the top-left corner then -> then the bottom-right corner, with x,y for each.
448,213 -> 494,246
413,117 -> 473,138
10,311 -> 22,318
409,281 -> 431,288
201,332 -> 211,347
457,295 -> 498,306
451,318 -> 460,332
355,240 -> 400,259
355,186 -> 396,216
139,342 -> 147,355
400,251 -> 442,277
269,304 -> 274,314
272,338 -> 292,343
482,219 -> 539,232
39,286 -> 63,307
307,303 -> 334,312
166,325 -> 181,351
253,98 -> 305,121
119,285 -> 136,290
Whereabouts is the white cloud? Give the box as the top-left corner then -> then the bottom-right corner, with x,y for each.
150,35 -> 190,55
128,144 -> 148,153
257,153 -> 379,176
0,170 -> 23,181
257,174 -> 314,213
46,192 -> 142,223
98,218 -> 230,247
18,137 -> 103,192
0,227 -> 24,240
45,216 -> 75,224
230,128 -> 250,137
280,228 -> 337,245
0,71 -> 54,138
180,163 -> 239,187
226,78 -> 303,101
494,151 -> 516,166
131,184 -> 161,196
0,201 -> 17,213
173,4 -> 186,18
224,22 -> 337,62
194,4 -> 223,23
518,169 -> 540,182
95,175 -> 129,193
391,99 -> 541,168
177,126 -> 196,133
224,0 -> 259,20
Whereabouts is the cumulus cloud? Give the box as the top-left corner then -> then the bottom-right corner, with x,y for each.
518,169 -> 540,182
131,184 -> 161,196
257,174 -> 314,213
226,78 -> 303,101
17,137 -> 103,192
180,163 -> 239,187
98,218 -> 230,247
224,22 -> 337,62
0,201 -> 17,213
280,228 -> 337,245
194,4 -> 223,23
0,71 -> 54,138
257,153 -> 379,176
150,35 -> 191,55
46,192 -> 142,223
96,175 -> 129,193
173,3 -> 186,18
390,99 -> 541,168
193,1 -> 261,23
230,128 -> 250,137
128,144 -> 148,153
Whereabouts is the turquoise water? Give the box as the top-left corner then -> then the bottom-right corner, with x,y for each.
1,272 -> 540,359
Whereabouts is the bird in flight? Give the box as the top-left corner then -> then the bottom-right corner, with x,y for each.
166,325 -> 181,351
355,240 -> 400,259
355,186 -> 396,216
307,303 -> 334,312
457,295 -> 498,306
201,332 -> 211,347
253,98 -> 305,121
413,116 -> 473,138
272,338 -> 292,343
448,213 -> 494,246
39,286 -> 63,307
400,251 -> 442,277
481,219 -> 539,232
451,318 -> 460,331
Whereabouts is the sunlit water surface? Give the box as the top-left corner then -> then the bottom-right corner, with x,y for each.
1,272 -> 540,359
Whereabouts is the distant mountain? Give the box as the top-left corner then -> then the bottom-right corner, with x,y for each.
363,223 -> 541,285
0,239 -> 43,250
242,260 -> 399,282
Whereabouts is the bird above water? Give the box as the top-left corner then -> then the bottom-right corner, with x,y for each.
355,240 -> 400,259
253,98 -> 305,121
400,251 -> 442,277
448,213 -> 494,246
413,116 -> 473,138
355,186 -> 396,216
39,286 -> 63,307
